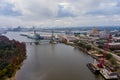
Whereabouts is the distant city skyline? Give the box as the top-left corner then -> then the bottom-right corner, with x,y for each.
0,0 -> 120,28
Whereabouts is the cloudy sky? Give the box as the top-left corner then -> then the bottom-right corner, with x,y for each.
0,0 -> 120,28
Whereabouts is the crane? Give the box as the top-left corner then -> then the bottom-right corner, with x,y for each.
97,34 -> 112,68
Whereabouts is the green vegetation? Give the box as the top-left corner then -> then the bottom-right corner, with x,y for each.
105,54 -> 117,67
74,33 -> 80,37
106,54 -> 112,60
77,41 -> 91,51
98,50 -> 103,54
0,36 -> 26,80
110,58 -> 117,65
114,52 -> 120,57
116,53 -> 120,56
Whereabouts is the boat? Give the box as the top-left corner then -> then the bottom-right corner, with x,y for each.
20,34 -> 28,36
27,33 -> 43,40
87,63 -> 100,74
100,69 -> 118,80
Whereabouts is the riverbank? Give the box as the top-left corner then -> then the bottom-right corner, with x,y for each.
64,42 -> 92,55
64,42 -> 120,78
0,35 -> 26,80
6,76 -> 15,80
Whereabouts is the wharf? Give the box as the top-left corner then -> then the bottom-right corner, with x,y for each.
87,63 -> 100,74
100,69 -> 118,80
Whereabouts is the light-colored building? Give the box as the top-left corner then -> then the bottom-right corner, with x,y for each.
108,43 -> 120,50
99,30 -> 109,39
58,35 -> 79,43
113,37 -> 120,42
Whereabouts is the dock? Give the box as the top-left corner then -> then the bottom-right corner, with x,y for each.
87,63 -> 100,74
100,69 -> 118,80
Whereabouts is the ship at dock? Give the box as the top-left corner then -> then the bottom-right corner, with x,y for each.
87,34 -> 119,80
87,58 -> 101,74
87,63 -> 100,74
100,69 -> 118,80
87,58 -> 119,80
20,30 -> 57,44
26,30 -> 44,40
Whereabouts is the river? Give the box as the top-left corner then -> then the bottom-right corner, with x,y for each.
4,32 -> 104,80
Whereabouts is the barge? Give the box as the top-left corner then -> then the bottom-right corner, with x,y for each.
87,63 -> 100,74
100,69 -> 118,80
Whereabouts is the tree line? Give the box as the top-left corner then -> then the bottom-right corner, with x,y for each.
0,36 -> 26,79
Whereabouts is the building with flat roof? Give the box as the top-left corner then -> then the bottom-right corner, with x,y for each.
99,30 -> 109,39
108,43 -> 120,50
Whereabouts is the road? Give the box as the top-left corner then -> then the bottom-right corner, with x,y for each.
87,42 -> 120,62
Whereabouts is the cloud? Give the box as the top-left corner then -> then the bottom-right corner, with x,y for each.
9,0 -> 59,20
86,1 -> 120,15
57,2 -> 76,17
0,0 -> 120,27
0,0 -> 21,16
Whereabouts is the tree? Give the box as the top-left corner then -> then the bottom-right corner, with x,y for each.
106,54 -> 112,60
110,58 -> 116,65
86,45 -> 91,51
